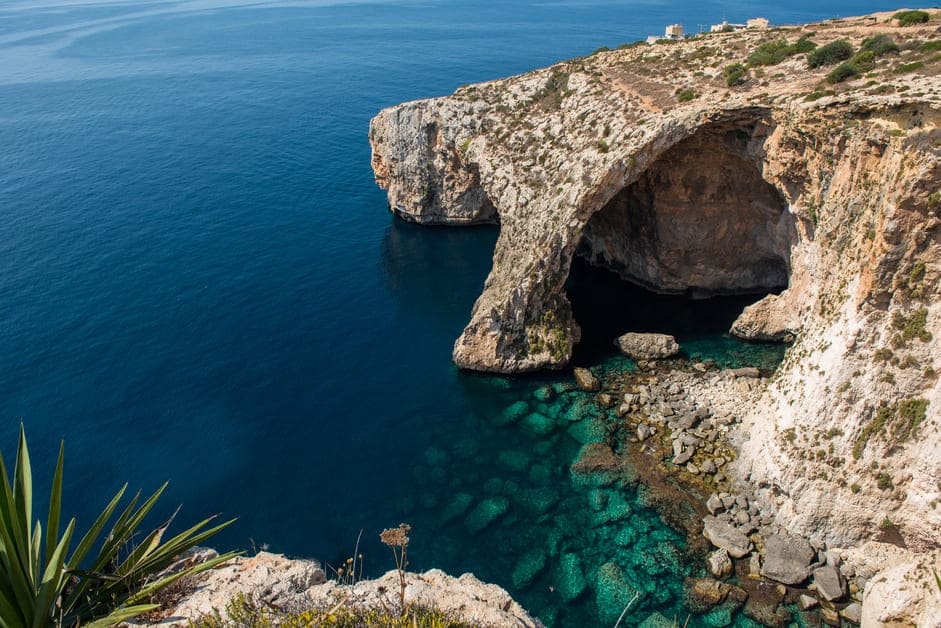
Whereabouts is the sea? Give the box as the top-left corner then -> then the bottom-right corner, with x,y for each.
0,1 -> 898,625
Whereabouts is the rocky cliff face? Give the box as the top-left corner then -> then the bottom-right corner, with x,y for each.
370,10 -> 941,554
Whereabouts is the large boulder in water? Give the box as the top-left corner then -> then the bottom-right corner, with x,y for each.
615,333 -> 680,360
595,562 -> 644,624
555,553 -> 587,602
570,442 -> 621,476
573,367 -> 600,391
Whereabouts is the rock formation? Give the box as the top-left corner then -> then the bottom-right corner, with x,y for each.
135,551 -> 542,627
370,6 -> 941,608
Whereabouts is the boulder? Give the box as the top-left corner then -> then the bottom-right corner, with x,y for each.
465,497 -> 510,534
637,612 -> 674,628
595,562 -> 644,624
728,367 -> 760,378
798,594 -> 818,610
570,442 -> 621,476
707,549 -> 732,578
614,332 -> 680,360
702,516 -> 752,558
840,602 -> 861,624
573,367 -> 600,391
811,564 -> 845,602
706,494 -> 724,515
741,578 -> 790,627
555,553 -> 587,602
760,533 -> 814,585
685,578 -> 731,612
511,549 -> 547,589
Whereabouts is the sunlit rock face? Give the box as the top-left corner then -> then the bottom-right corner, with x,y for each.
370,11 -> 941,560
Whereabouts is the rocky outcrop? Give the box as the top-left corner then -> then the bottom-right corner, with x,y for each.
614,332 -> 680,360
370,10 -> 941,558
137,551 -> 542,627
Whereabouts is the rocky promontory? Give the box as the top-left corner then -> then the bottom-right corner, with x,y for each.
371,8 -> 941,624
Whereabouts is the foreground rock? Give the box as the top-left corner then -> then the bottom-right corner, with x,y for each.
614,333 -> 680,360
136,551 -> 542,627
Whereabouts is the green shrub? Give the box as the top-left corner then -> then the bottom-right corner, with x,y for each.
748,39 -> 791,66
807,39 -> 855,68
724,63 -> 748,86
827,62 -> 861,83
895,10 -> 930,26
862,34 -> 900,56
747,35 -> 818,66
790,35 -> 818,54
0,425 -> 238,627
850,50 -> 876,72
677,88 -> 698,102
922,40 -> 941,52
877,473 -> 893,490
894,61 -> 925,74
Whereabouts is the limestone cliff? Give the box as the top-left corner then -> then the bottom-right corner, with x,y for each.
370,10 -> 941,556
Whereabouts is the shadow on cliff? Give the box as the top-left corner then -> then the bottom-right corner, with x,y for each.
565,258 -> 781,366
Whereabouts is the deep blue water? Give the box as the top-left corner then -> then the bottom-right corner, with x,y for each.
0,0 -> 899,625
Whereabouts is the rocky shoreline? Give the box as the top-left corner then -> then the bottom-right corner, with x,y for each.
566,349 -> 941,626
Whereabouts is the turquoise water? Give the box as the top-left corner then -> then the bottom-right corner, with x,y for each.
0,0 -> 889,625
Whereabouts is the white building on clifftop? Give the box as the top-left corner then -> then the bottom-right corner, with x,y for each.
647,23 -> 684,44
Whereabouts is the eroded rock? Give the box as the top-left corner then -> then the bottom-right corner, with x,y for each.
615,333 -> 680,360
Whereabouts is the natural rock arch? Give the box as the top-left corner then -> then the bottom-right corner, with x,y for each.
576,122 -> 795,298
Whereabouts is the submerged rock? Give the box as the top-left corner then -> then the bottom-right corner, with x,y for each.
521,411 -> 556,435
496,401 -> 530,425
594,562 -> 644,624
465,497 -> 510,533
573,367 -> 600,391
555,553 -> 587,602
614,333 -> 680,360
440,492 -> 474,523
512,549 -> 548,589
637,612 -> 674,628
740,578 -> 790,627
685,577 -> 732,612
570,442 -> 621,476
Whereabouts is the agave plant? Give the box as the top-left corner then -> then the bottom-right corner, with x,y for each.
0,424 -> 239,627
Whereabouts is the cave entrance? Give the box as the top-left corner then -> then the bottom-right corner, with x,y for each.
568,122 -> 793,365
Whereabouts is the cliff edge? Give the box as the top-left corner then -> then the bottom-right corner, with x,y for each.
370,10 -> 941,560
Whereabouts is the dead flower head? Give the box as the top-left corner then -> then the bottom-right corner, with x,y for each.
379,523 -> 411,548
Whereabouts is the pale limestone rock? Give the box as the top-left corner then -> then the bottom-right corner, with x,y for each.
760,533 -> 814,585
615,332 -> 680,360
702,516 -> 752,558
137,552 -> 542,627
573,367 -> 600,391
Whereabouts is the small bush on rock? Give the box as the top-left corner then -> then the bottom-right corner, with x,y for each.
724,63 -> 748,86
894,10 -> 930,26
827,62 -> 861,84
807,40 -> 854,68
